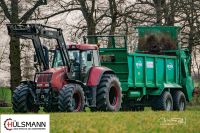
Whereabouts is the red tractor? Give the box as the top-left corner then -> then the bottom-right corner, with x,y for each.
7,24 -> 122,112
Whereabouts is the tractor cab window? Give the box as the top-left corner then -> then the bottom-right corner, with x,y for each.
81,50 -> 93,73
53,50 -> 63,67
69,50 -> 80,64
92,50 -> 100,66
52,50 -> 80,68
69,50 -> 80,72
80,50 -> 100,73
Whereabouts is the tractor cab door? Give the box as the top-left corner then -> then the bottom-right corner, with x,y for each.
52,50 -> 64,67
52,49 -> 80,80
80,50 -> 100,82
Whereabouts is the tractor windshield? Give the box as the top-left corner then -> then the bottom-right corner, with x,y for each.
52,50 -> 79,68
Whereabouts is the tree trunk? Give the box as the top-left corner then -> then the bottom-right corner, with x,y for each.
8,0 -> 21,90
87,20 -> 96,44
166,0 -> 175,26
1,0 -> 47,91
154,0 -> 162,25
108,0 -> 117,48
188,31 -> 194,75
9,36 -> 21,90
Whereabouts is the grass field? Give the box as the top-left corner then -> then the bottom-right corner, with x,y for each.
0,107 -> 200,133
0,87 -> 11,105
0,88 -> 200,133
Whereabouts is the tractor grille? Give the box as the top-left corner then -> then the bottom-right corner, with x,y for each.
34,73 -> 53,84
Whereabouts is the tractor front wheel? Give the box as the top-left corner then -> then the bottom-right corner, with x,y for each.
58,84 -> 85,112
96,74 -> 122,111
12,84 -> 39,113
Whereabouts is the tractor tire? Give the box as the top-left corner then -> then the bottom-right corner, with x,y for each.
96,74 -> 122,111
151,91 -> 173,111
43,104 -> 58,112
172,90 -> 186,111
58,84 -> 85,112
12,84 -> 39,113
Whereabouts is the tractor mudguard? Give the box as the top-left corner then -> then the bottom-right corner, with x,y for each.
87,66 -> 115,87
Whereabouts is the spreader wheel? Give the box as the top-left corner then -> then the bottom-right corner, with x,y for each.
172,90 -> 186,111
151,91 -> 173,111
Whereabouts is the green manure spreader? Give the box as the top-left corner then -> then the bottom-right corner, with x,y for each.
84,26 -> 195,111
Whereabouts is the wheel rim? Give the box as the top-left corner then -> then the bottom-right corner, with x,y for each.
72,92 -> 81,112
179,98 -> 185,111
166,98 -> 172,111
109,86 -> 118,107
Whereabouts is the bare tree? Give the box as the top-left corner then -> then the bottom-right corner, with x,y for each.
0,0 -> 47,90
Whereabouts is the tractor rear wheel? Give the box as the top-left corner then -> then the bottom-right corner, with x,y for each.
12,84 -> 39,113
58,84 -> 85,112
151,91 -> 173,111
172,90 -> 186,111
96,74 -> 122,111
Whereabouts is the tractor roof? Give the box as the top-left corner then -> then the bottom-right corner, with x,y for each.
68,44 -> 98,50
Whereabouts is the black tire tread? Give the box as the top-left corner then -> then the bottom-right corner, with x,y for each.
12,84 -> 39,113
58,84 -> 85,112
96,74 -> 122,111
152,91 -> 173,111
172,90 -> 186,111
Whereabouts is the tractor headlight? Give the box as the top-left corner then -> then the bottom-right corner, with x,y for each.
44,83 -> 49,87
36,83 -> 49,88
37,83 -> 43,87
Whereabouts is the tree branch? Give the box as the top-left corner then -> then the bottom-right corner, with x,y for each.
31,8 -> 80,20
0,0 -> 11,20
20,0 -> 46,23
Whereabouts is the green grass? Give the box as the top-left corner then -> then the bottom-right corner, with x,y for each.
0,87 -> 11,105
0,107 -> 200,133
0,87 -> 200,133
50,111 -> 200,133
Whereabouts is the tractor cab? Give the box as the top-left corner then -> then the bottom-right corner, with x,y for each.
52,44 -> 100,81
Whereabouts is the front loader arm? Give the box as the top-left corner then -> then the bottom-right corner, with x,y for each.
7,24 -> 71,71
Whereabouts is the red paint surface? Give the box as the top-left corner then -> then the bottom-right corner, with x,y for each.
36,66 -> 68,90
113,86 -> 119,111
68,44 -> 98,50
87,66 -> 111,86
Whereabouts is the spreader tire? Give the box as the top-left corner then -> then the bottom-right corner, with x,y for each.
172,90 -> 186,111
152,91 -> 173,111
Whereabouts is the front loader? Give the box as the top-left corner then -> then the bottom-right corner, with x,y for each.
7,24 -> 122,112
